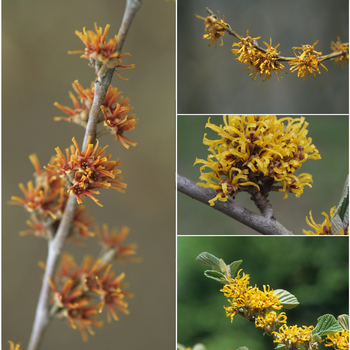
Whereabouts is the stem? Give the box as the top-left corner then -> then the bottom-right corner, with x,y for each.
205,7 -> 347,62
177,174 -> 293,236
26,2 -> 142,350
26,195 -> 78,350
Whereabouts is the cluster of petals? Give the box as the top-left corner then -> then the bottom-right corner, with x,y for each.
96,224 -> 140,264
272,324 -> 315,348
303,206 -> 347,235
289,40 -> 328,80
10,154 -> 94,241
330,37 -> 349,68
8,342 -> 21,350
68,23 -> 134,79
50,136 -> 126,207
195,12 -> 227,48
194,115 -> 321,206
231,32 -> 286,81
54,80 -> 137,148
221,269 -> 283,323
324,329 -> 349,350
49,253 -> 132,341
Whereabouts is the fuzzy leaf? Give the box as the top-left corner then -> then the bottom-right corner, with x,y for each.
312,314 -> 343,338
332,175 -> 349,234
203,270 -> 229,283
337,314 -> 349,331
196,252 -> 221,269
228,260 -> 243,277
274,289 -> 299,309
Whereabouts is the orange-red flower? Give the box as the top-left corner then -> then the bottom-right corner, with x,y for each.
49,277 -> 103,342
54,81 -> 137,148
50,137 -> 126,207
68,23 -> 134,79
96,267 -> 133,322
96,224 -> 140,263
100,105 -> 137,149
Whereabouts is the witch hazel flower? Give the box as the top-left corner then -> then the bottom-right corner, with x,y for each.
68,23 -> 135,79
194,115 -> 321,206
50,136 -> 126,207
54,80 -> 137,148
96,224 -> 140,263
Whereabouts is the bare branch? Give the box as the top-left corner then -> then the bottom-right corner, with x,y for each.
177,174 -> 293,236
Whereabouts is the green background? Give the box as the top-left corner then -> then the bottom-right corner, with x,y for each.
177,236 -> 349,350
177,115 -> 349,235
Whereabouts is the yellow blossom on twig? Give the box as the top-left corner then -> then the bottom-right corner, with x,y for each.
194,115 -> 321,206
303,206 -> 347,235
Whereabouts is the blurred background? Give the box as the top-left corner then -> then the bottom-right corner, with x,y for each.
177,236 -> 349,350
2,0 -> 175,349
178,0 -> 349,114
177,115 -> 349,235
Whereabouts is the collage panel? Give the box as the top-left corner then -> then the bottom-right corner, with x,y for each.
2,1 -> 175,350
177,0 -> 349,114
177,115 -> 349,236
177,236 -> 349,350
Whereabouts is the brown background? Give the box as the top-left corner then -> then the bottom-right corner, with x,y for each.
2,0 -> 175,349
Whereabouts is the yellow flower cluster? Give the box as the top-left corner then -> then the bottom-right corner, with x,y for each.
231,32 -> 286,81
195,12 -> 227,48
330,37 -> 349,68
289,40 -> 328,80
303,206 -> 347,235
221,269 -> 284,324
194,115 -> 321,206
325,329 -> 349,350
272,324 -> 315,348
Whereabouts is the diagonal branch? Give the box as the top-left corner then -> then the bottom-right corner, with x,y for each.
26,2 -> 142,350
177,174 -> 293,236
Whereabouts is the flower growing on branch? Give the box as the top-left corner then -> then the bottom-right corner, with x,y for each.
195,12 -> 228,48
68,23 -> 135,79
196,8 -> 349,81
232,32 -> 286,81
221,269 -> 284,325
330,37 -> 349,68
303,207 -> 348,235
54,80 -> 137,148
324,329 -> 349,350
49,253 -> 134,341
272,324 -> 315,348
289,40 -> 328,80
194,115 -> 321,206
96,224 -> 140,264
50,136 -> 126,207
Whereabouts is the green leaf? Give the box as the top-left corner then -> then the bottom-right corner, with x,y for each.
203,270 -> 229,283
312,314 -> 343,338
229,260 -> 243,277
275,343 -> 286,350
337,314 -> 349,331
274,289 -> 299,309
196,252 -> 221,268
332,175 -> 349,234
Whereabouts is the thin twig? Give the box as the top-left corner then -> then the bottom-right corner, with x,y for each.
26,2 -> 142,350
177,174 -> 293,236
205,7 -> 347,62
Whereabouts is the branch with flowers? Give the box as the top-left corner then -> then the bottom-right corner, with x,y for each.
195,8 -> 349,81
8,1 -> 142,350
177,115 -> 349,236
177,252 -> 349,350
